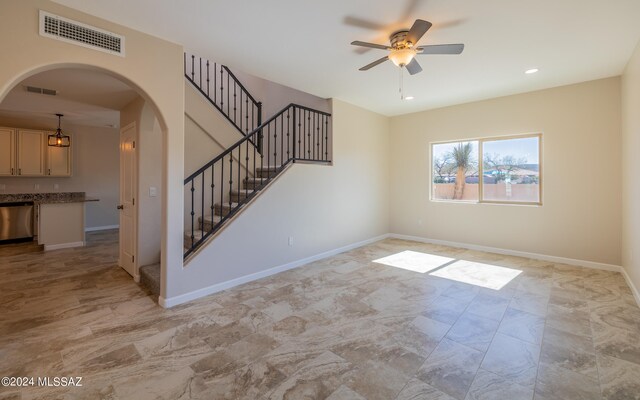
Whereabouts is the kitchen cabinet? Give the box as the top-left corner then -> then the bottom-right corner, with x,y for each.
46,142 -> 72,176
17,129 -> 45,176
0,128 -> 15,176
0,127 -> 72,177
38,202 -> 85,250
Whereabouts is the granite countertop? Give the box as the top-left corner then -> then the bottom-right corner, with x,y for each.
0,192 -> 99,205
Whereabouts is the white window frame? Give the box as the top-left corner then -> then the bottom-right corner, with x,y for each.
430,133 -> 543,206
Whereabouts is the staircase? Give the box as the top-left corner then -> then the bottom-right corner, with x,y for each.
139,53 -> 332,297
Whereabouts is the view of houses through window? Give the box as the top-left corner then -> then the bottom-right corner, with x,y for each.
431,134 -> 541,204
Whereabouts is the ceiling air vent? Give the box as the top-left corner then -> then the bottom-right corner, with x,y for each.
39,10 -> 125,57
25,85 -> 58,96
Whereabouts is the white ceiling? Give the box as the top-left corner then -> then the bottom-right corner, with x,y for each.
0,68 -> 138,128
47,0 -> 640,116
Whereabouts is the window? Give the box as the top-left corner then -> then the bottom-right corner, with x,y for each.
431,134 -> 541,205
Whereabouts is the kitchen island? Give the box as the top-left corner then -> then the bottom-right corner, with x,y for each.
0,192 -> 99,250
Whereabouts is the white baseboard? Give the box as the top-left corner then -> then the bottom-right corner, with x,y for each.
44,241 -> 85,251
389,233 -> 623,272
159,233 -> 389,308
620,267 -> 640,308
85,225 -> 119,232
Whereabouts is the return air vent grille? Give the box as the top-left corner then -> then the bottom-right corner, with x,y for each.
25,86 -> 57,96
39,10 -> 125,57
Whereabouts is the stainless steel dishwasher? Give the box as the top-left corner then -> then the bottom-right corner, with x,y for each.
0,202 -> 34,242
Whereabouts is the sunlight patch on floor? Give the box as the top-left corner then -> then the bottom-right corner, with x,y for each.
429,259 -> 522,290
373,250 -> 455,273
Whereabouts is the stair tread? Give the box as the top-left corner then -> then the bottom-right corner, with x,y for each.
231,189 -> 256,194
215,202 -> 240,207
199,214 -> 222,223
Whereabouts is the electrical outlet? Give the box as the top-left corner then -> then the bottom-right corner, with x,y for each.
53,184 -> 59,190
288,236 -> 294,246
34,184 -> 40,190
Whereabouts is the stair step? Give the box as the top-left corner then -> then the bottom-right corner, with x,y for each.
243,177 -> 268,189
256,166 -> 280,178
198,214 -> 222,232
230,189 -> 256,202
139,263 -> 160,297
184,229 -> 206,250
214,202 -> 240,216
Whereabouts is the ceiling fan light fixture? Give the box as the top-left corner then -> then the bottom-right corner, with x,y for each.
525,68 -> 539,74
389,48 -> 417,67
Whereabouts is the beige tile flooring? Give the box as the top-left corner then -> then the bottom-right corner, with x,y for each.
2,230 -> 640,399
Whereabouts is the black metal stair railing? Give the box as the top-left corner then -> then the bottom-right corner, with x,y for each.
184,53 -> 262,138
184,103 -> 332,258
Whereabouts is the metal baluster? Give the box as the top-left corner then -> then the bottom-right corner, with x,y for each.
245,96 -> 249,134
297,108 -> 301,159
199,57 -> 202,88
267,123 -> 271,179
286,108 -> 291,161
229,153 -> 233,217
233,82 -> 237,126
220,156 -> 224,220
191,55 -> 195,81
307,110 -> 311,159
220,65 -> 224,110
190,180 -> 195,248
210,163 -> 216,230
201,171 -> 204,232
316,113 -> 320,160
253,130 -> 257,191
245,135 -> 250,200
183,53 -> 187,77
227,73 -> 230,117
214,63 -> 217,104
237,146 -> 241,210
273,118 -> 278,170
206,60 -> 210,97
280,114 -> 284,166
325,116 -> 329,160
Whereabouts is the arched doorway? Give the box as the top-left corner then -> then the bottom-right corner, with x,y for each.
0,64 -> 171,299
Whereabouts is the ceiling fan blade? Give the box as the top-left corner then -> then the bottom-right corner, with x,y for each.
418,43 -> 465,55
359,56 -> 389,71
343,16 -> 386,31
406,19 -> 432,45
351,41 -> 391,51
406,58 -> 423,75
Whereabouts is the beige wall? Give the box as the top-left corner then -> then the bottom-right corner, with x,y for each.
0,0 -> 185,299
231,68 -> 331,119
622,40 -> 640,295
170,100 -> 389,299
0,116 -> 119,228
390,77 -> 622,266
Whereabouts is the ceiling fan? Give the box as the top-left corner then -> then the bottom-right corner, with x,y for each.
351,19 -> 464,75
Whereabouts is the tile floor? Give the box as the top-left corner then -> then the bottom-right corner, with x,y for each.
1,231 -> 640,399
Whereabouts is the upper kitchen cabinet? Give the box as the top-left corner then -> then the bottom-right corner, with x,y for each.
47,137 -> 72,176
0,127 -> 72,177
0,128 -> 15,176
16,129 -> 45,176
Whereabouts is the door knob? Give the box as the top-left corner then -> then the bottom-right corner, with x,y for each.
117,205 -> 124,210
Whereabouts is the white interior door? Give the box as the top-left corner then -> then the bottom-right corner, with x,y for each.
119,123 -> 137,277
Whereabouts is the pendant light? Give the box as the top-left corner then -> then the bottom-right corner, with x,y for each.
48,113 -> 71,147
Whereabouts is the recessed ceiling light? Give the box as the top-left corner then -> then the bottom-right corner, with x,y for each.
404,96 -> 415,100
525,68 -> 539,74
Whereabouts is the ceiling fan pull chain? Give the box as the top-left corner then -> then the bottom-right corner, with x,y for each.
399,66 -> 404,100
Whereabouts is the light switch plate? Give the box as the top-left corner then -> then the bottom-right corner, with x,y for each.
149,186 -> 157,197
